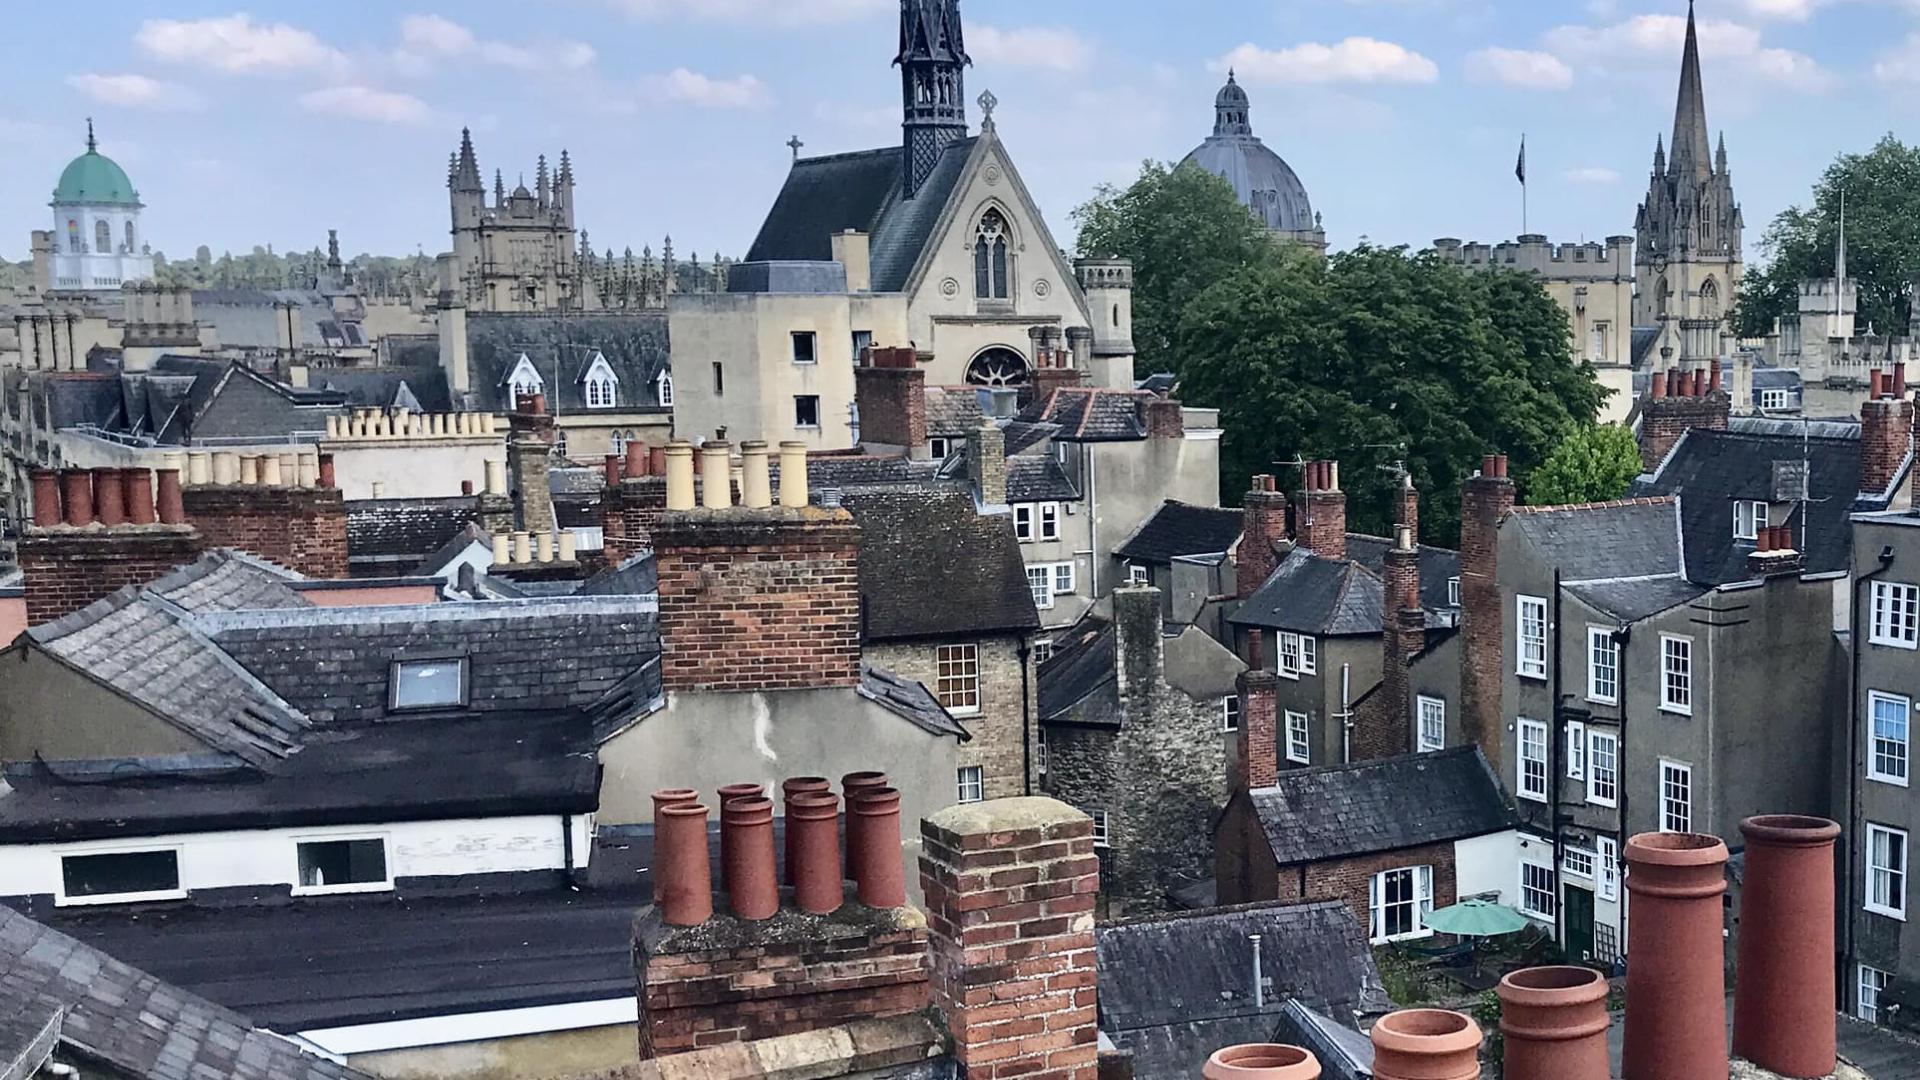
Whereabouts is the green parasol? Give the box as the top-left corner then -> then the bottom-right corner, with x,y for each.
1421,899 -> 1532,938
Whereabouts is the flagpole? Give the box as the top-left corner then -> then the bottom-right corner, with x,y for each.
1520,134 -> 1529,236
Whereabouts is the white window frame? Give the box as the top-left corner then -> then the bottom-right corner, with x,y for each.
935,643 -> 981,716
1865,823 -> 1908,920
1858,964 -> 1893,1023
1126,562 -> 1150,586
1014,505 -> 1034,542
1416,696 -> 1445,753
1519,861 -> 1557,921
1222,696 -> 1241,732
1562,846 -> 1595,880
1037,502 -> 1061,541
1870,581 -> 1920,649
1732,499 -> 1766,541
55,844 -> 187,907
957,766 -> 985,804
1089,808 -> 1110,848
505,352 -> 545,402
1026,566 -> 1054,610
1285,710 -> 1310,764
1517,595 -> 1548,679
1868,690 -> 1911,787
794,394 -> 821,429
1660,634 -> 1694,716
1566,720 -> 1586,780
1032,638 -> 1054,665
1447,576 -> 1461,608
1586,729 -> 1619,808
1586,627 -> 1618,705
655,369 -> 674,407
581,351 -> 619,410
1051,562 -> 1076,596
1760,387 -> 1790,412
1659,759 -> 1693,834
1299,635 -> 1317,675
1596,836 -> 1619,902
928,436 -> 951,459
1517,717 -> 1548,802
1277,632 -> 1315,678
390,658 -> 467,711
290,833 -> 394,897
1369,865 -> 1435,944
1036,728 -> 1048,774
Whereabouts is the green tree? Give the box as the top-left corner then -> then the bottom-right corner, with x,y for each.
1737,135 -> 1920,337
1073,160 -> 1277,375
1525,424 -> 1643,506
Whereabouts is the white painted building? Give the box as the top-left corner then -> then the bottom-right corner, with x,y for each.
43,122 -> 154,293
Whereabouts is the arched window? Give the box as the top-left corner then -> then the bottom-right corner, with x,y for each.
95,219 -> 112,254
966,347 -> 1029,387
66,219 -> 80,253
1699,278 -> 1720,320
974,209 -> 1010,300
656,369 -> 674,407
1655,277 -> 1670,317
124,221 -> 136,252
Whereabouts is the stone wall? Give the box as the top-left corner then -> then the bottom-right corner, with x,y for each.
866,634 -> 1032,800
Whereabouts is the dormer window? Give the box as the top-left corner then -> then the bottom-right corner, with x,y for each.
505,352 -> 544,403
581,351 -> 619,409
656,368 -> 674,407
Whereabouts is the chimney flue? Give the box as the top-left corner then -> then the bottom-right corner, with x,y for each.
155,470 -> 185,525
1369,1009 -> 1482,1080
92,468 -> 126,526
721,796 -> 778,921
29,471 -> 60,528
740,441 -> 772,508
60,471 -> 93,527
778,441 -> 809,507
1202,1045 -> 1321,1080
1621,831 -> 1729,1080
653,796 -> 713,927
785,784 -> 840,915
699,442 -> 733,509
850,786 -> 905,909
124,469 -> 156,525
1496,967 -> 1610,1080
625,439 -> 649,479
1731,815 -> 1841,1078
664,441 -> 695,510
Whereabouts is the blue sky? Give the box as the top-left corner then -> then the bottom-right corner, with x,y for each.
1,1 -> 1915,267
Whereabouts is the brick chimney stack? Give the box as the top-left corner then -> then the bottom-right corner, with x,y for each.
1358,525 -> 1423,759
1459,454 -> 1514,770
1396,472 -> 1420,541
1140,395 -> 1184,440
19,468 -> 203,624
601,443 -> 669,564
507,391 -> 557,536
1237,475 -> 1288,599
1232,630 -> 1279,792
1294,460 -> 1347,561
1858,365 -> 1914,497
1747,525 -> 1805,579
1030,327 -> 1086,403
1639,360 -> 1730,472
920,797 -> 1101,1080
855,346 -> 929,456
180,450 -> 347,578
654,439 -> 862,694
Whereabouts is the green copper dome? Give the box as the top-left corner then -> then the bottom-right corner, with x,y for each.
52,124 -> 139,207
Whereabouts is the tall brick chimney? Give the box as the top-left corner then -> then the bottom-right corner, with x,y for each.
507,392 -> 557,535
1232,630 -> 1279,791
1237,475 -> 1288,599
654,440 -> 862,694
1357,525 -> 1423,759
601,443 -> 668,565
1639,361 -> 1729,473
19,468 -> 202,625
1030,332 -> 1086,403
1858,366 -> 1914,497
1294,460 -> 1346,561
1459,455 -> 1514,770
854,346 -> 928,456
180,451 -> 347,578
1396,473 -> 1420,540
920,797 -> 1102,1080
1140,395 -> 1184,440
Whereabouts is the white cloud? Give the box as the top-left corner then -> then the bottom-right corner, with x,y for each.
136,14 -> 346,75
643,69 -> 772,108
1733,0 -> 1828,20
1465,47 -> 1574,89
298,86 -> 430,124
1564,166 -> 1621,184
1218,38 -> 1439,85
1874,32 -> 1920,83
1543,13 -> 1830,91
601,0 -> 888,24
969,25 -> 1093,73
396,14 -> 596,73
67,73 -> 204,110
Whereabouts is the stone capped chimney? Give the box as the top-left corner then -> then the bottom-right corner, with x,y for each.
507,392 -> 557,536
1640,362 -> 1730,473
180,452 -> 347,578
1858,367 -> 1914,497
1030,330 -> 1086,403
19,468 -> 202,624
1294,460 -> 1346,561
1747,525 -> 1804,579
1237,475 -> 1288,599
1459,455 -> 1514,770
854,346 -> 928,455
966,418 -> 1007,506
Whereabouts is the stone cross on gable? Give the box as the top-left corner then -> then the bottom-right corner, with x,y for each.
787,135 -> 804,161
977,89 -> 997,131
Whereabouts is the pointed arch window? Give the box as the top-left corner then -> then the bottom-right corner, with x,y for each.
95,219 -> 112,255
125,221 -> 136,252
655,368 -> 674,407
582,351 -> 619,409
1655,277 -> 1671,318
1699,278 -> 1720,320
974,209 -> 1010,301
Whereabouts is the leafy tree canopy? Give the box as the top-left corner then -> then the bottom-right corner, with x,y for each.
1525,425 -> 1643,506
1737,135 -> 1920,337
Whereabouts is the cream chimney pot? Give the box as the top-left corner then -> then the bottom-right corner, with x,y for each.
512,531 -> 531,564
778,442 -> 809,507
740,441 -> 772,508
259,454 -> 283,487
536,532 -> 555,563
484,459 -> 508,496
188,452 -> 213,486
558,530 -> 577,562
237,455 -> 260,486
665,441 -> 696,510
491,534 -> 510,564
700,441 -> 733,510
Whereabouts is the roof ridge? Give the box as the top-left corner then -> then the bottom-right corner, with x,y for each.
1510,495 -> 1677,516
26,583 -> 145,643
1252,744 -> 1478,788
1097,897 -> 1349,932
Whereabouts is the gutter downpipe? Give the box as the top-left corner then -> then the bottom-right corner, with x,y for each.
1551,568 -> 1565,948
1020,636 -> 1034,796
1845,547 -> 1895,1004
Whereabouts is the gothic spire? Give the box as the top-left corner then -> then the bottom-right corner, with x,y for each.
453,127 -> 483,192
896,0 -> 972,197
1669,1 -> 1712,181
1653,134 -> 1666,176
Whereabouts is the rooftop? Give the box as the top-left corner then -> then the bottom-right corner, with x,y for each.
841,487 -> 1040,641
1246,746 -> 1513,866
1115,501 -> 1244,564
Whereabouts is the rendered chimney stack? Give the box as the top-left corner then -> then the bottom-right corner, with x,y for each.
1731,815 -> 1841,1078
1496,967 -> 1609,1080
1202,1045 -> 1322,1079
1233,630 -> 1279,791
1238,475 -> 1289,599
1368,1009 -> 1481,1080
664,441 -> 695,510
1458,454 -> 1514,771
1621,831 -> 1729,1080
1296,461 -> 1347,561
1859,380 -> 1913,496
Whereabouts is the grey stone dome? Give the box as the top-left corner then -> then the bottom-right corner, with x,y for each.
1183,74 -> 1317,237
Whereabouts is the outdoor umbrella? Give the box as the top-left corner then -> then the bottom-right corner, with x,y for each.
1422,898 -> 1531,937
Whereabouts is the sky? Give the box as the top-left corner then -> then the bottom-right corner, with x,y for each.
1,1 -> 1916,268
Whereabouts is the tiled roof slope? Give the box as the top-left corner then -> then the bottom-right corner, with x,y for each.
1116,502 -> 1244,563
147,551 -> 311,613
1230,549 -> 1382,636
0,905 -> 372,1080
1096,900 -> 1389,1080
346,498 -> 480,561
1346,534 -> 1459,615
841,488 -> 1040,641
1248,746 -> 1513,865
1508,498 -> 1682,582
1006,456 -> 1078,503
923,386 -> 985,436
27,589 -> 308,766
1018,388 -> 1151,442
1038,621 -> 1117,723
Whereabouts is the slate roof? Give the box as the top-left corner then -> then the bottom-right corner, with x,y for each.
1507,499 -> 1683,583
1116,502 -> 1244,564
346,497 -> 479,564
1002,419 -> 1060,456
462,312 -> 670,414
26,589 -> 309,768
312,366 -> 453,414
743,138 -> 978,294
1038,621 -> 1117,724
0,905 -> 371,1080
1006,456 -> 1079,503
1247,746 -> 1513,865
840,488 -> 1041,641
1018,388 -> 1153,442
1631,424 -> 1891,585
923,385 -> 985,437
1564,576 -> 1708,623
798,455 -> 943,493
193,289 -> 364,351
1346,535 -> 1461,615
1096,900 -> 1388,1080
1230,549 -> 1382,636
858,664 -> 968,738
146,551 -> 310,613
1272,1000 -> 1375,1080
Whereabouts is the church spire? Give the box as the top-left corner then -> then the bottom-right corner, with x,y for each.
453,128 -> 483,192
1669,1 -> 1712,181
896,0 -> 971,197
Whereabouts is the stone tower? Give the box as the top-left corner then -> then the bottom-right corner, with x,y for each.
895,0 -> 970,197
1633,2 -> 1743,356
446,129 -> 581,312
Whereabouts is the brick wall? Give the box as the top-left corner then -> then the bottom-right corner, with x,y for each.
601,476 -> 668,565
1237,476 -> 1287,598
1639,392 -> 1729,472
921,797 -> 1101,1080
1296,490 -> 1346,561
1859,398 -> 1914,496
866,635 -> 1032,800
854,358 -> 927,450
654,507 -> 862,693
18,526 -> 203,624
1459,463 -> 1514,770
1231,668 -> 1279,793
1355,542 -> 1423,760
1396,476 -> 1420,540
1141,398 -> 1184,440
182,487 -> 348,578
633,905 -> 930,1058
1272,840 -> 1460,940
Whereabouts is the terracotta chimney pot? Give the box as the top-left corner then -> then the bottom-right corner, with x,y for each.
788,791 -> 843,915
1622,831 -> 1729,1080
1895,361 -> 1909,399
29,471 -> 61,528
1369,1009 -> 1482,1080
654,801 -> 713,927
722,797 -> 778,920
781,776 -> 831,889
1732,815 -> 1842,1078
716,782 -> 765,882
124,469 -> 156,525
841,771 -> 889,877
1203,1044 -> 1322,1080
1497,967 -> 1610,1080
318,453 -> 337,489
604,454 -> 622,488
1650,373 -> 1667,400
155,469 -> 185,524
649,445 -> 668,477
849,786 -> 905,909
60,471 -> 94,527
92,468 -> 126,526
648,788 -> 699,908
625,439 -> 649,478
1871,368 -> 1886,399
1708,358 -> 1723,394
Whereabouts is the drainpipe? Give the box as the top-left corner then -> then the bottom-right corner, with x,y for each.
1845,546 -> 1895,1002
1019,636 -> 1034,796
1613,624 -> 1632,956
1339,663 -> 1353,764
1551,568 -> 1565,948
1250,933 -> 1265,1008
1085,443 -> 1099,597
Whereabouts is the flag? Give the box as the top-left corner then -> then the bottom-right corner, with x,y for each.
1515,137 -> 1527,185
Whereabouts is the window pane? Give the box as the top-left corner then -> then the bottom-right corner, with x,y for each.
297,839 -> 388,889
1870,693 -> 1911,783
393,661 -> 462,708
62,850 -> 180,899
